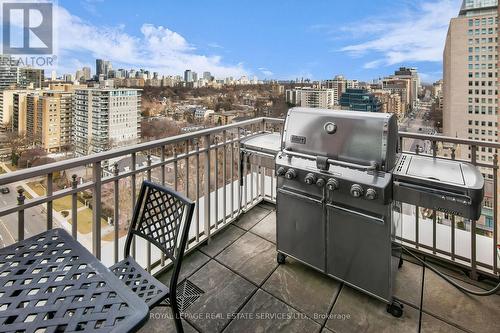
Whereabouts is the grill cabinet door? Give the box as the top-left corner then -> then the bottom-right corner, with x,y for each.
327,205 -> 391,302
277,189 -> 325,271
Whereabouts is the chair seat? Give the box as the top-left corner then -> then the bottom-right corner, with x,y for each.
110,256 -> 169,308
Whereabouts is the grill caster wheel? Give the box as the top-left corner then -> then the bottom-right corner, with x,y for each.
398,256 -> 404,269
387,301 -> 404,318
277,253 -> 286,264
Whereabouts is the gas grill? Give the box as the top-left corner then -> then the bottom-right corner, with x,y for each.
270,107 -> 485,317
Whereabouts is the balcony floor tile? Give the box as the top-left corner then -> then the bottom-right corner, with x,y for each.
234,206 -> 271,230
183,259 -> 256,332
249,211 -> 276,244
216,232 -> 278,285
262,258 -> 341,325
394,260 -> 423,308
158,250 -> 209,284
223,289 -> 321,333
420,313 -> 468,333
149,204 -> 500,333
200,225 -> 245,258
325,286 -> 420,333
422,268 -> 500,333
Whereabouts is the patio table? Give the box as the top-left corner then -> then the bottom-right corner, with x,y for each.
0,228 -> 149,332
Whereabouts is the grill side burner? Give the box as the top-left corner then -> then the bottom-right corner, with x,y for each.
393,154 -> 484,220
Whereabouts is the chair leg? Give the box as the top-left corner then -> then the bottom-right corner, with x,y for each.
170,292 -> 184,333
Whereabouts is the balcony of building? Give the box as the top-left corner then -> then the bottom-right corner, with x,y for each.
0,117 -> 498,332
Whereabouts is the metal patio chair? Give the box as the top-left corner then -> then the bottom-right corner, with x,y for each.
110,180 -> 195,333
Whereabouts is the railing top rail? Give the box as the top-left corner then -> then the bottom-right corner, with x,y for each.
0,117 -> 283,185
1,116 -> 496,186
398,131 -> 500,149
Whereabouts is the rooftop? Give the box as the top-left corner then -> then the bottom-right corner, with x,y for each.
142,203 -> 500,333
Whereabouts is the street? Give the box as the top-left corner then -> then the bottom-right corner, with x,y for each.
0,182 -> 48,247
399,101 -> 437,154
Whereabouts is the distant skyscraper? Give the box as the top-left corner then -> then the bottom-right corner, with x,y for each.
192,72 -> 198,82
82,67 -> 91,80
184,69 -> 193,82
443,0 -> 498,180
203,71 -> 212,81
96,59 -> 104,78
285,87 -> 335,109
96,59 -> 112,79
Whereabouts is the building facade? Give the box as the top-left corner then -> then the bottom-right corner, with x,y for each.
73,88 -> 141,156
285,87 -> 335,108
339,88 -> 382,112
443,0 -> 498,180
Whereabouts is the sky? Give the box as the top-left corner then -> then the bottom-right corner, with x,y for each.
47,0 -> 463,83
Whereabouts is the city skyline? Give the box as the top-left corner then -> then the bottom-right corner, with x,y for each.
43,0 -> 463,83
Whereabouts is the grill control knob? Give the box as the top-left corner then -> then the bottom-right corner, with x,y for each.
285,169 -> 297,180
316,178 -> 326,188
350,184 -> 364,198
304,173 -> 317,185
326,178 -> 339,191
365,188 -> 377,200
276,167 -> 286,177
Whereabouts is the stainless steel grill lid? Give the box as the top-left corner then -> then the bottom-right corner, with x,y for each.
282,108 -> 398,171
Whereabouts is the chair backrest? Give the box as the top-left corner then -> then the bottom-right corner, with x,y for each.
124,181 -> 195,265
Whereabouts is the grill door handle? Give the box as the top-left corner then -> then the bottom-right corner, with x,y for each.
277,188 -> 323,204
328,204 -> 385,225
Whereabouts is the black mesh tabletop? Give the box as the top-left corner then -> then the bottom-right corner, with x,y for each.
0,228 -> 149,333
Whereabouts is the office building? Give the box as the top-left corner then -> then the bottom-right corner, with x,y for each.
339,88 -> 382,112
184,70 -> 193,83
73,88 -> 141,156
443,0 -> 498,179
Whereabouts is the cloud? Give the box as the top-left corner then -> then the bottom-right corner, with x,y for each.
258,67 -> 274,77
51,4 -> 247,77
339,0 -> 461,68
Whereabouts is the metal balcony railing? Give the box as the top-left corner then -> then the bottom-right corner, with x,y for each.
0,117 -> 283,275
0,117 -> 498,280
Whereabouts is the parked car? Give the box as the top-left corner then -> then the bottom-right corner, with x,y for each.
0,187 -> 9,194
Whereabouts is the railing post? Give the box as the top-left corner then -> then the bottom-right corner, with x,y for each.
71,174 -> 78,239
222,131 -> 227,224
173,148 -> 178,191
470,218 -> 478,280
17,188 -> 25,241
46,172 -> 53,230
471,145 -> 477,165
92,161 -> 102,260
131,153 -> 136,258
146,155 -> 152,273
113,164 -> 119,263
493,153 -> 498,275
204,134 -> 211,242
195,141 -> 200,242
214,136 -> 219,229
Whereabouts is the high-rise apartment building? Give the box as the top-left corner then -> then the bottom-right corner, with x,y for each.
443,0 -> 498,180
19,68 -> 44,89
72,88 -> 141,156
285,87 -> 336,109
0,55 -> 19,91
